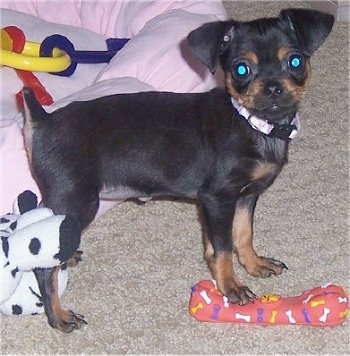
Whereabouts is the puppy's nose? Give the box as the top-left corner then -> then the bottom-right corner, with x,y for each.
264,81 -> 283,96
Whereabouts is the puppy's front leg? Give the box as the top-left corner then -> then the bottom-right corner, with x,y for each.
233,194 -> 288,277
202,196 -> 256,305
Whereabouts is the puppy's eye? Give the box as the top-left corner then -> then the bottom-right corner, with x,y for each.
288,54 -> 303,70
235,62 -> 250,77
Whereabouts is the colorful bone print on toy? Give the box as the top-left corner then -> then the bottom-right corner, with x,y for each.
189,280 -> 349,326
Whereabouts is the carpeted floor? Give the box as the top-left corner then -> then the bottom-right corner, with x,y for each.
1,1 -> 349,354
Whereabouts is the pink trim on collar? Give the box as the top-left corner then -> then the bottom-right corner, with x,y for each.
231,98 -> 300,139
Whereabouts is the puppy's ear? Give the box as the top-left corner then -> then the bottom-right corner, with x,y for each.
187,21 -> 237,74
279,9 -> 334,56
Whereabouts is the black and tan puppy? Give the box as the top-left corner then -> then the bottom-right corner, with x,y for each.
23,9 -> 334,332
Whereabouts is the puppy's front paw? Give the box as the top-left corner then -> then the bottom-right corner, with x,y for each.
225,285 -> 257,306
245,256 -> 288,278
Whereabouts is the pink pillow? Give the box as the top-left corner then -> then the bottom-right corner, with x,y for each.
96,9 -> 226,92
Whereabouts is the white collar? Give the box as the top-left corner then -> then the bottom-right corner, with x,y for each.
231,97 -> 300,140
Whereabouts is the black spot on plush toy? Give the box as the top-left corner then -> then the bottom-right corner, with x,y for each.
1,190 -> 81,316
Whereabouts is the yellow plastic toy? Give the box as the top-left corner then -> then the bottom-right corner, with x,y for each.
0,28 -> 71,73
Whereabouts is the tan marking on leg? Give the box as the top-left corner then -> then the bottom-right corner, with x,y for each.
51,267 -> 69,320
203,228 -> 242,295
50,266 -> 86,331
232,206 -> 271,277
212,252 -> 243,295
232,207 -> 287,277
203,226 -> 256,303
250,161 -> 279,181
232,206 -> 258,271
203,233 -> 215,264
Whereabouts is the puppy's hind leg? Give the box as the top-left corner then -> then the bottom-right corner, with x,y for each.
23,86 -> 99,331
34,267 -> 87,332
36,188 -> 100,332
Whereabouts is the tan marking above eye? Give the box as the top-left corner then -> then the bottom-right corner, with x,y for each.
277,47 -> 292,61
242,51 -> 259,65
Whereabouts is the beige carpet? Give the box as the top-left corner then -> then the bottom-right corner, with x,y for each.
1,1 -> 349,354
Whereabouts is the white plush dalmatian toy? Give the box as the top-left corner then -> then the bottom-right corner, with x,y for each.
1,190 -> 81,316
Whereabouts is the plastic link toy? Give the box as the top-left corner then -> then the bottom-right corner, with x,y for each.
189,280 -> 349,326
1,26 -> 129,107
1,26 -> 129,76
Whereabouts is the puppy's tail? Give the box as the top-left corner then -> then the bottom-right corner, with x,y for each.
22,88 -> 50,162
22,87 -> 50,124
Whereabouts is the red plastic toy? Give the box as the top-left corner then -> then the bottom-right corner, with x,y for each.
2,26 -> 54,108
189,280 -> 349,326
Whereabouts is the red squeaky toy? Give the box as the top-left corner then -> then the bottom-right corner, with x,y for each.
189,280 -> 349,326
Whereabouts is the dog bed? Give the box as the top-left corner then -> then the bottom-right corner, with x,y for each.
0,1 -> 229,216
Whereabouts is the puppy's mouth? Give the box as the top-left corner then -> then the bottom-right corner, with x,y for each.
250,102 -> 298,120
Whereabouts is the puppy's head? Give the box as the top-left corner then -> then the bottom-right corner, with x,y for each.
188,9 -> 334,120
